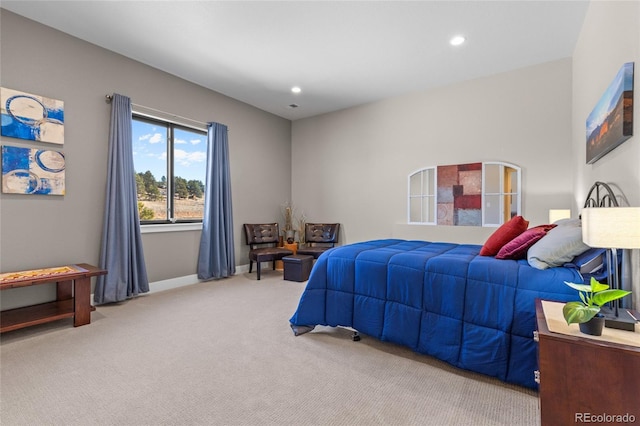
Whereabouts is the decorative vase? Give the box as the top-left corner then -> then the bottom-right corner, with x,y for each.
579,314 -> 605,336
286,230 -> 295,244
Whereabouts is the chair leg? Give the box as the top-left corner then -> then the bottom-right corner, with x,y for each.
249,260 -> 253,273
272,260 -> 276,270
257,261 -> 261,280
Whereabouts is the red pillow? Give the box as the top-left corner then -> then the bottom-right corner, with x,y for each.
496,224 -> 556,260
479,215 -> 529,256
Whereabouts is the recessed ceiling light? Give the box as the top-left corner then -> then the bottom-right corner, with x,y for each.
450,35 -> 466,46
291,86 -> 302,94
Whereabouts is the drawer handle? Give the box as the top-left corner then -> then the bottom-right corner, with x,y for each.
533,330 -> 539,342
534,370 -> 540,384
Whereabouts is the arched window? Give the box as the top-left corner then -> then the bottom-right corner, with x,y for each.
482,162 -> 521,226
408,167 -> 436,224
407,162 -> 521,226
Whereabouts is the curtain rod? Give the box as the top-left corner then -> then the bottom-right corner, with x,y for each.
105,94 -> 209,128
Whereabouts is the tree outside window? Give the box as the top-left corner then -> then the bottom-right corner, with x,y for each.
132,115 -> 207,223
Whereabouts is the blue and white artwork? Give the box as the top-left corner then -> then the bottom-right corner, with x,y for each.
2,145 -> 65,195
1,88 -> 64,145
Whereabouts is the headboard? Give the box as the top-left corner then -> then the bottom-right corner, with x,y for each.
581,181 -> 634,308
583,181 -> 619,208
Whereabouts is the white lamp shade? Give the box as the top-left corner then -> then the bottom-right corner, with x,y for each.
549,209 -> 571,223
582,207 -> 640,249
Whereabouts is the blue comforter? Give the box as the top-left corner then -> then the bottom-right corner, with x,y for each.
289,239 -> 584,389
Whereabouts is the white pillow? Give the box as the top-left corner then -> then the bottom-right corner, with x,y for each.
527,224 -> 590,270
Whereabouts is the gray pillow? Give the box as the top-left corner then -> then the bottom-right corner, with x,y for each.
527,224 -> 590,270
553,218 -> 581,227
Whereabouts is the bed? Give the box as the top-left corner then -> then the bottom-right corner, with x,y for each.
289,184 -> 615,389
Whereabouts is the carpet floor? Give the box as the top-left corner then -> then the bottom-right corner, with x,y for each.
0,269 -> 539,425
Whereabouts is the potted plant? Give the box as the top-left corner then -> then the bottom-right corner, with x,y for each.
563,277 -> 631,336
297,212 -> 307,245
282,202 -> 295,244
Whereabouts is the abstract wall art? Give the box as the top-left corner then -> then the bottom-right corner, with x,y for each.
1,87 -> 64,145
437,162 -> 482,226
2,145 -> 65,195
586,62 -> 634,164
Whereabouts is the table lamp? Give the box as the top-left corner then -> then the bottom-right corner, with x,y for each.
549,209 -> 571,224
581,207 -> 640,331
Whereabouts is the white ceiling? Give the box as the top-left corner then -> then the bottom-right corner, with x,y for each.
2,1 -> 590,121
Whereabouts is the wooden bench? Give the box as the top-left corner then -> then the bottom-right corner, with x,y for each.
0,263 -> 107,333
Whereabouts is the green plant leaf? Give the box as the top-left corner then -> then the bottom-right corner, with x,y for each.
589,277 -> 609,293
564,281 -> 592,293
562,302 -> 601,324
579,291 -> 588,305
591,289 -> 632,307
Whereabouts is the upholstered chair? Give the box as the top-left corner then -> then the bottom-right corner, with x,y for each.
296,223 -> 340,259
243,223 -> 293,280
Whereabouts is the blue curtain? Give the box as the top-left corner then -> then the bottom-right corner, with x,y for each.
197,122 -> 236,280
94,94 -> 149,304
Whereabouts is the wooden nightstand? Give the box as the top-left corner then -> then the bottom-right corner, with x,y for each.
535,299 -> 640,425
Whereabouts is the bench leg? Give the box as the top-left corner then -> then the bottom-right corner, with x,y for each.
73,276 -> 92,327
57,279 -> 73,301
257,262 -> 261,280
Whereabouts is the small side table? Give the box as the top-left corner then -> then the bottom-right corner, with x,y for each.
535,299 -> 640,425
283,255 -> 313,282
276,242 -> 298,271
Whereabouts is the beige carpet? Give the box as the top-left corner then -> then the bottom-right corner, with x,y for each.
0,269 -> 539,425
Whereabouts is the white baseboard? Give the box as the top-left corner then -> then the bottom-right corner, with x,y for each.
148,274 -> 201,293
92,264 -> 251,301
148,264 -> 250,293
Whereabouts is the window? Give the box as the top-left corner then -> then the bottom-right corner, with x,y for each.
132,115 -> 207,224
482,162 -> 521,226
407,162 -> 521,226
408,167 -> 436,224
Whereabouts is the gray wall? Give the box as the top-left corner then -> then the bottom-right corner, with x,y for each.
0,10 -> 291,308
571,0 -> 640,308
292,59 -> 574,244
572,1 -> 640,209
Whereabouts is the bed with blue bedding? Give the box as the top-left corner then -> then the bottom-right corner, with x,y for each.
289,238 -> 593,389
